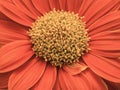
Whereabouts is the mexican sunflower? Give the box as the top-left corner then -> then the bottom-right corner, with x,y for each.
0,0 -> 120,90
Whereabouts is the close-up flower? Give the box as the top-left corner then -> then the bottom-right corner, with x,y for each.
0,0 -> 120,90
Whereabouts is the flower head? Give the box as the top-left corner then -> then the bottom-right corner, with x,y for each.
0,0 -> 120,90
28,9 -> 89,67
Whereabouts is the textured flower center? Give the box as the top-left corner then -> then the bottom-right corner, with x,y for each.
28,9 -> 89,67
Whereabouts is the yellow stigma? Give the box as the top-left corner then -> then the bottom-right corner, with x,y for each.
28,9 -> 89,67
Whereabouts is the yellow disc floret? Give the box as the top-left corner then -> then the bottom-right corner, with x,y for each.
28,9 -> 89,67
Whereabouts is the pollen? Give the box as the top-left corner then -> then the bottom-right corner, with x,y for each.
28,9 -> 89,67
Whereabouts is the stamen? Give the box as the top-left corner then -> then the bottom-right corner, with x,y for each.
28,9 -> 89,67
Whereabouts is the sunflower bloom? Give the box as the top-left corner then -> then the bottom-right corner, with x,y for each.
0,0 -> 120,90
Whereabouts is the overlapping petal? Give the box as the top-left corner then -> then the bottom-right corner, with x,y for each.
0,11 -> 10,20
0,0 -> 33,26
48,0 -> 60,10
57,0 -> 66,10
83,54 -> 120,82
59,69 -> 107,90
63,61 -> 88,75
0,40 -> 34,73
53,76 -> 61,90
90,33 -> 120,54
21,0 -> 42,16
0,72 -> 12,89
9,58 -> 46,90
32,64 -> 57,90
85,9 -> 120,81
12,0 -> 42,20
83,0 -> 120,26
88,11 -> 120,36
78,0 -> 93,16
66,0 -> 83,13
105,80 -> 120,90
32,0 -> 51,15
0,20 -> 29,44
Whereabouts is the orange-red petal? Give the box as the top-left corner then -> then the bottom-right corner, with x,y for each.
0,1 -> 33,26
0,11 -> 11,20
0,72 -> 12,89
105,80 -> 120,90
89,32 -> 120,51
83,53 -> 120,82
89,50 -> 120,59
0,40 -> 34,73
88,11 -> 120,36
59,68 -> 107,90
78,0 -> 94,16
59,69 -> 89,90
48,0 -> 60,10
81,69 -> 108,90
90,29 -> 120,40
8,58 -> 46,90
0,20 -> 29,44
12,0 -> 39,20
66,0 -> 83,13
21,0 -> 42,16
32,0 -> 51,15
58,0 -> 66,10
32,64 -> 57,90
84,0 -> 119,26
90,43 -> 120,51
53,76 -> 61,90
63,61 -> 88,75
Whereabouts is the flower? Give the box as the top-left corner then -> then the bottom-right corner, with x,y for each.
0,0 -> 120,90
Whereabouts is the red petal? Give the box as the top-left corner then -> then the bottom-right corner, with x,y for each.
67,0 -> 82,13
73,0 -> 83,13
48,0 -> 60,10
12,0 -> 38,20
0,45 -> 2,48
32,0 -> 51,15
63,61 -> 88,75
0,1 -> 33,26
59,69 -> 89,89
84,0 -> 119,26
81,69 -> 108,90
105,80 -> 120,90
9,58 -> 46,90
22,0 -> 42,17
88,11 -> 120,36
0,11 -> 11,20
32,64 -> 57,90
83,53 -> 120,82
90,44 -> 120,51
89,31 -> 120,51
66,0 -> 75,12
0,40 -> 34,73
0,20 -> 29,44
0,72 -> 12,89
58,0 -> 67,10
59,68 -> 107,90
78,0 -> 94,16
89,50 -> 120,59
90,39 -> 120,45
90,29 -> 120,39
53,77 -> 61,90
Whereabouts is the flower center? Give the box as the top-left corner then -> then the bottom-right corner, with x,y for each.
28,9 -> 89,67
